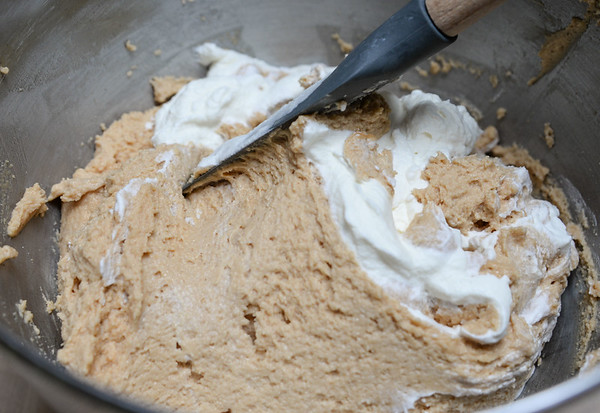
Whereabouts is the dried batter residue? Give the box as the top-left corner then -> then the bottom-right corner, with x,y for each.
331,33 -> 354,54
0,245 -> 18,264
125,40 -> 137,52
428,54 -> 483,77
429,60 -> 442,75
7,183 -> 48,237
496,107 -> 507,120
399,81 -> 418,92
544,122 -> 555,148
528,1 -> 598,85
127,65 -> 138,77
44,296 -> 57,314
415,65 -> 429,77
16,299 -> 40,335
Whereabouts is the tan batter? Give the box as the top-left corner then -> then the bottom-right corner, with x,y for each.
0,245 -> 18,264
7,183 -> 47,237
42,81 -> 578,412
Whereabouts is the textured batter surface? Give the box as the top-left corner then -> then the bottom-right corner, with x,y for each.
150,76 -> 194,104
51,89 -> 578,413
7,183 -> 47,237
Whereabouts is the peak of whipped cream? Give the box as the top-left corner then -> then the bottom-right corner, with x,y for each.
152,43 -> 331,150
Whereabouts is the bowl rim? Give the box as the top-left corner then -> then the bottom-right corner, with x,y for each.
486,368 -> 600,413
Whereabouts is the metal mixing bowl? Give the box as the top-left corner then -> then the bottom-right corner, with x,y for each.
0,0 -> 599,412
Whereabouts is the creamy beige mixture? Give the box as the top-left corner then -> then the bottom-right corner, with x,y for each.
18,74 -> 574,412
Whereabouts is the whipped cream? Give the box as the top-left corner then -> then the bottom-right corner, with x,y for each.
151,45 -> 575,346
152,43 -> 331,150
380,91 -> 482,231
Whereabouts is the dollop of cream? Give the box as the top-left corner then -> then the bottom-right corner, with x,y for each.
152,43 -> 330,150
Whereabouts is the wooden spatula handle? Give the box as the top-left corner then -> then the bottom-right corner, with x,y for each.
425,0 -> 505,37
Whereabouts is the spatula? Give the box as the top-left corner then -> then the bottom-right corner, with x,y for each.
183,0 -> 504,194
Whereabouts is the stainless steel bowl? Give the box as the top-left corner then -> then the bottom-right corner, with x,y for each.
0,0 -> 599,412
